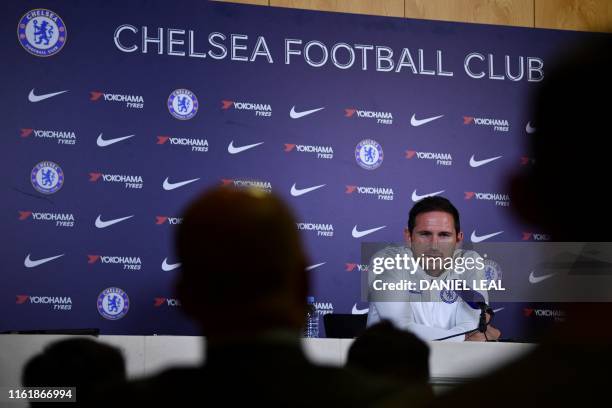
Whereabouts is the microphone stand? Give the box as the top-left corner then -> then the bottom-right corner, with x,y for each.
434,303 -> 495,341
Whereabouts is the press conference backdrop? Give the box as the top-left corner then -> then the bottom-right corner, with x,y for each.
0,0 -> 602,339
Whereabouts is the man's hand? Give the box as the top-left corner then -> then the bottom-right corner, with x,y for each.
465,331 -> 486,341
485,324 -> 501,340
465,324 -> 501,341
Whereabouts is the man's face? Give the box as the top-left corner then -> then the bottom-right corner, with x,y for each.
404,211 -> 463,275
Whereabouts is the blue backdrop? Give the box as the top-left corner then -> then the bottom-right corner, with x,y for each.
1,0 -> 598,339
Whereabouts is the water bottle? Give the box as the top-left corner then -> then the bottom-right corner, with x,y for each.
304,296 -> 319,338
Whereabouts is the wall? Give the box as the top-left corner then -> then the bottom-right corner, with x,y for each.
215,0 -> 612,32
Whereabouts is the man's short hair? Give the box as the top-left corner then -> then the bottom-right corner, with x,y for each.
407,196 -> 460,234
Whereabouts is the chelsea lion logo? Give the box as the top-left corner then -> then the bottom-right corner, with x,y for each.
18,9 -> 67,57
355,139 -> 383,170
168,89 -> 198,120
31,161 -> 64,194
97,287 -> 130,320
484,259 -> 503,283
440,289 -> 458,304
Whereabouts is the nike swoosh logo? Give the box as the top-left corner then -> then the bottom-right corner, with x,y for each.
95,215 -> 134,229
161,258 -> 181,271
352,225 -> 386,239
470,230 -> 504,243
410,114 -> 444,127
24,253 -> 64,268
411,189 -> 445,202
227,141 -> 264,154
352,304 -> 369,314
525,122 -> 536,134
97,133 -> 135,147
163,177 -> 200,191
529,270 -> 556,284
290,183 -> 326,197
28,89 -> 69,102
289,106 -> 324,119
469,155 -> 502,168
306,262 -> 326,271
493,307 -> 504,313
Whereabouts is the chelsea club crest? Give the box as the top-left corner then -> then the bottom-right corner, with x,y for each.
31,161 -> 64,194
168,89 -> 199,120
18,9 -> 67,57
484,259 -> 503,283
355,139 -> 384,170
440,289 -> 458,304
97,287 -> 130,320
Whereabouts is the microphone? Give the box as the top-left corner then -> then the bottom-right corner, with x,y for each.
454,287 -> 491,333
454,286 -> 487,308
433,286 -> 497,341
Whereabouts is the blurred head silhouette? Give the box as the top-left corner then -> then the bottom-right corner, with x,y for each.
510,36 -> 612,242
175,187 -> 309,340
22,338 -> 125,405
509,36 -> 612,338
347,320 -> 430,385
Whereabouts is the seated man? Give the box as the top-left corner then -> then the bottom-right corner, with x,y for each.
367,196 -> 501,342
